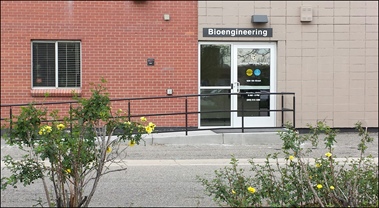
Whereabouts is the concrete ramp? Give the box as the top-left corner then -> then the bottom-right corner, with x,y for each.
142,129 -> 285,145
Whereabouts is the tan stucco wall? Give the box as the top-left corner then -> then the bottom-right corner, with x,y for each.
198,1 -> 378,128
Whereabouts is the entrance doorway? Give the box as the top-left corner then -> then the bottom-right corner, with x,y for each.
199,42 -> 276,128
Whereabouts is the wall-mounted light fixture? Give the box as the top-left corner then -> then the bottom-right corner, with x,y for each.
251,15 -> 268,24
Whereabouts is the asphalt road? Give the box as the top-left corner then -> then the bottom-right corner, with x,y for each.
1,132 -> 378,207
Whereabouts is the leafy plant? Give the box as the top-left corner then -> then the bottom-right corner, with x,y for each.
1,79 -> 156,207
197,121 -> 378,207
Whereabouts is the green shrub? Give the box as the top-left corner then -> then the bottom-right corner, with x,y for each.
1,79 -> 156,207
197,121 -> 378,207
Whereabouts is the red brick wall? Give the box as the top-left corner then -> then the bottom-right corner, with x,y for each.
1,1 -> 198,127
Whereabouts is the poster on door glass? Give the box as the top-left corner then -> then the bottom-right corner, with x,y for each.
237,48 -> 270,86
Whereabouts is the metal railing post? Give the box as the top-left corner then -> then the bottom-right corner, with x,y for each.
241,94 -> 244,133
69,103 -> 73,138
128,101 -> 131,121
281,94 -> 284,127
293,95 -> 296,128
185,97 -> 188,136
9,106 -> 13,141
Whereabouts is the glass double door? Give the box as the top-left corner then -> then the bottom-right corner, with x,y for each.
199,42 -> 276,128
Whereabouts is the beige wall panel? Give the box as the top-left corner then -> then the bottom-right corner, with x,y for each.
318,8 -> 334,17
318,17 -> 334,25
349,40 -> 365,49
302,24 -> 318,32
318,104 -> 334,112
350,17 -> 366,25
318,49 -> 334,57
271,8 -> 286,17
366,24 -> 378,33
222,16 -> 239,25
350,8 -> 367,17
364,112 -> 378,122
303,48 -> 318,57
333,104 -> 349,112
272,25 -> 286,40
333,119 -> 351,127
302,40 -> 317,48
334,8 -> 350,17
318,25 -> 334,32
333,89 -> 349,97
334,1 -> 350,8
270,17 -> 286,25
318,111 -> 334,121
303,33 -> 318,41
207,7 -> 223,16
334,32 -> 350,40
365,32 -> 378,40
318,88 -> 334,96
366,40 -> 378,48
286,48 -> 302,57
334,17 -> 350,24
366,16 -> 378,25
199,7 -> 207,16
318,33 -> 334,41
302,109 -> 318,120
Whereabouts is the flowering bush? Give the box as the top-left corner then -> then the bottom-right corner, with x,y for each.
1,79 -> 155,207
197,121 -> 378,207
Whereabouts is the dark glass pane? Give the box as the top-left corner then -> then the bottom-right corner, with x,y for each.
58,42 -> 81,87
32,43 -> 56,87
238,89 -> 270,117
200,89 -> 231,126
200,44 -> 231,86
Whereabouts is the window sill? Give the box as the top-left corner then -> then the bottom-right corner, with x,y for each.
31,89 -> 81,97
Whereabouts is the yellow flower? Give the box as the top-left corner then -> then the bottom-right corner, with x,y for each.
247,186 -> 256,194
317,184 -> 323,189
232,189 -> 236,194
325,152 -> 332,158
129,140 -> 135,147
330,186 -> 335,190
39,125 -> 52,135
57,124 -> 65,130
140,117 -> 147,122
315,163 -> 322,168
66,169 -> 71,174
145,126 -> 153,134
149,122 -> 156,129
309,175 -> 312,180
106,146 -> 112,153
289,155 -> 295,161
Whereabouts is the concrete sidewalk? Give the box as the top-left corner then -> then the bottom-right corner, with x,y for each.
2,130 -> 378,160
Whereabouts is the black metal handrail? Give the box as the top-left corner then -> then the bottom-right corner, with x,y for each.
1,92 -> 295,135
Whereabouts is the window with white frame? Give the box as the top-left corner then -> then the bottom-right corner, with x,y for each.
32,41 -> 81,88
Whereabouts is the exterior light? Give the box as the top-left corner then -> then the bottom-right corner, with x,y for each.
251,15 -> 268,24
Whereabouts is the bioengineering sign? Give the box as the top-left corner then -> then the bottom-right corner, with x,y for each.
203,28 -> 273,37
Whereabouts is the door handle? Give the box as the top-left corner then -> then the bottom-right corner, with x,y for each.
231,82 -> 240,93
